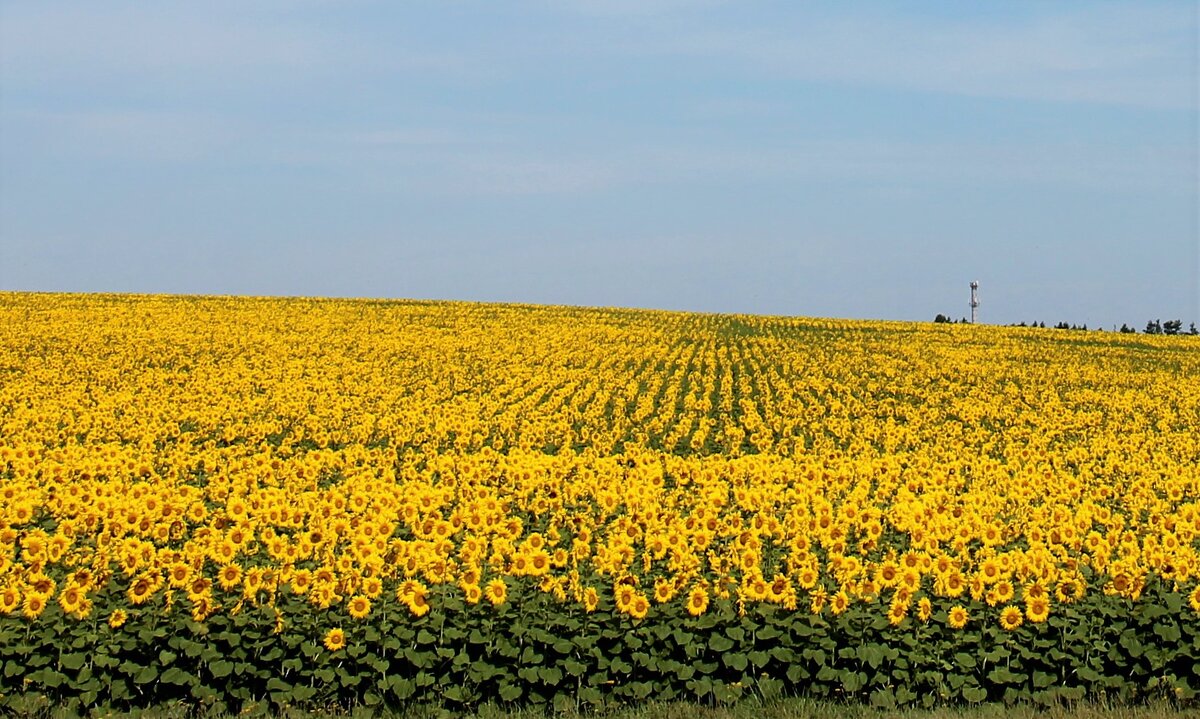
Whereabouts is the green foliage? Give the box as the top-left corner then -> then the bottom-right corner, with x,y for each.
1,581 -> 1198,714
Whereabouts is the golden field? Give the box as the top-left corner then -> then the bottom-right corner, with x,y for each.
1,291 -> 1199,709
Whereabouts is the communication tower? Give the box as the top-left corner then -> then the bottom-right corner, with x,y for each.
969,281 -> 979,324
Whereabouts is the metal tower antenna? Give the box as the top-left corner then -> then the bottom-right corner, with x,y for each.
969,281 -> 979,324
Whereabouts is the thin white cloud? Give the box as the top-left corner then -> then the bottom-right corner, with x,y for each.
342,129 -> 468,147
541,0 -> 729,18
0,1 -> 478,84
3,108 -> 239,162
326,134 -> 1192,200
443,154 -> 620,196
624,4 -> 1197,109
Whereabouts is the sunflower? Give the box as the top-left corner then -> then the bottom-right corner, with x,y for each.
167,562 -> 192,588
190,594 -> 216,622
289,569 -> 313,595
653,580 -> 673,604
887,599 -> 908,626
947,605 -> 968,629
529,551 -> 550,575
768,575 -> 790,603
361,576 -> 383,598
0,587 -> 20,614
1055,578 -> 1085,604
58,584 -> 84,614
829,591 -> 850,616
614,584 -> 636,612
26,573 -> 55,599
992,579 -> 1015,604
324,628 -> 346,652
108,609 -> 128,629
462,583 -> 482,605
583,587 -> 599,613
217,564 -> 243,591
999,606 -> 1023,631
347,594 -> 371,619
407,590 -> 430,618
917,597 -> 932,623
940,572 -> 966,598
22,593 -> 47,620
127,575 -> 156,605
483,578 -> 506,606
628,593 -> 650,620
70,597 -> 94,620
1025,596 -> 1051,624
1189,584 -> 1200,613
685,586 -> 709,617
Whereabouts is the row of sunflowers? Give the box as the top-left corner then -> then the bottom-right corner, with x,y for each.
1,292 -> 1198,711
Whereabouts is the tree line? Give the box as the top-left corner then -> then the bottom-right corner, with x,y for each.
932,314 -> 1198,335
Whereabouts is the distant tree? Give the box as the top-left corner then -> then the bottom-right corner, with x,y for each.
1163,319 -> 1183,335
1055,322 -> 1069,330
1038,321 -> 1045,328
1190,322 -> 1198,336
934,314 -> 950,324
1145,319 -> 1162,335
1119,323 -> 1135,334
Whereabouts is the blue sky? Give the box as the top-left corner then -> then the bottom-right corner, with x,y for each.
1,1 -> 1196,328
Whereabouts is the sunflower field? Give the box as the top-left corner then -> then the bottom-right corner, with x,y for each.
1,292 -> 1199,713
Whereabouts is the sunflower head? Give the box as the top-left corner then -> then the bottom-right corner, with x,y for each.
999,606 -> 1023,631
347,595 -> 371,620
323,628 -> 346,652
947,605 -> 968,629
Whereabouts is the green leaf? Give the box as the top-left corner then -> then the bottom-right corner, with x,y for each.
135,665 -> 159,684
747,650 -> 770,668
579,686 -> 604,706
708,634 -> 735,652
987,666 -> 1023,685
870,688 -> 896,709
388,676 -> 416,700
786,664 -> 808,682
1154,621 -> 1182,643
60,653 -> 87,671
1033,671 -> 1057,688
209,660 -> 234,679
860,644 -> 885,669
266,677 -> 291,693
758,676 -> 784,699
630,681 -> 655,700
756,626 -> 782,641
962,685 -> 988,703
160,667 -> 194,686
841,670 -> 866,693
498,682 -> 523,702
722,653 -> 748,671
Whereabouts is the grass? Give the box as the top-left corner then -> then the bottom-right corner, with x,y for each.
8,696 -> 1199,719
